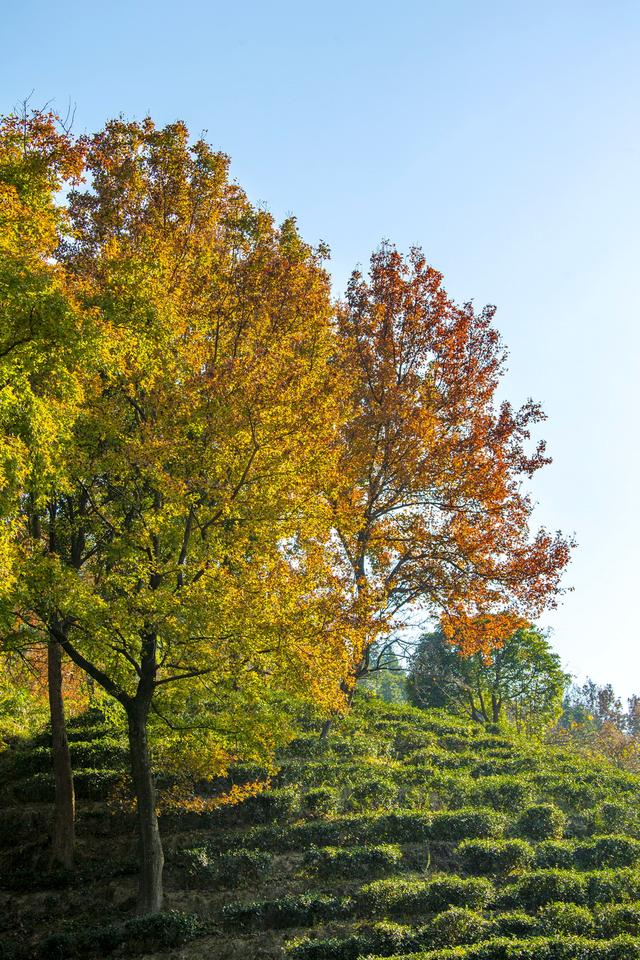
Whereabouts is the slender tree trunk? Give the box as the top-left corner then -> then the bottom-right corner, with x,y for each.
127,700 -> 164,914
491,694 -> 501,724
47,637 -> 75,868
319,680 -> 353,740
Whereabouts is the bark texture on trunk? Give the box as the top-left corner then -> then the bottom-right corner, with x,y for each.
127,702 -> 164,914
47,638 -> 75,868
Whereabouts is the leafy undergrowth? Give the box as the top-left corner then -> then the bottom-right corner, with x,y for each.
2,697 -> 640,959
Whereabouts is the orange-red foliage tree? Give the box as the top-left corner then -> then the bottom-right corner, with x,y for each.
331,245 -> 572,683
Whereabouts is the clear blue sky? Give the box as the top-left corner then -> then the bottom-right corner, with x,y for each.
3,1 -> 639,697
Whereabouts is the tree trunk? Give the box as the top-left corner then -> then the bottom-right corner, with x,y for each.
47,638 -> 75,868
491,694 -> 501,724
319,680 -> 353,740
127,700 -> 164,914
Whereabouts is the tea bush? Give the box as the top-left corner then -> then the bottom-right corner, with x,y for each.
515,804 -> 567,841
362,874 -> 493,916
458,838 -> 534,875
504,869 -> 588,909
304,844 -> 403,877
536,901 -> 594,936
302,787 -> 339,817
222,893 -> 350,931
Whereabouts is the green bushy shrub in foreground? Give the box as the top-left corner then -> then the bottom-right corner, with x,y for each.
366,936 -> 640,959
514,804 -> 567,841
304,843 -> 403,877
239,806 -> 504,851
285,910 -> 492,959
504,867 -> 640,910
37,912 -> 205,959
302,787 -> 339,816
362,874 -> 493,916
469,776 -> 535,811
458,838 -> 534,875
222,893 -> 350,931
344,777 -> 398,812
594,901 -> 640,937
533,840 -> 576,869
285,922 -> 423,960
177,846 -> 272,887
536,902 -> 594,936
573,835 -> 640,869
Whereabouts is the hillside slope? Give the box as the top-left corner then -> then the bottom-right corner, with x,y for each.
2,698 -> 640,959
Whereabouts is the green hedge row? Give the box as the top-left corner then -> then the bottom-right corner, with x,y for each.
36,912 -> 205,959
362,874 -> 493,916
285,904 -> 640,960
222,893 -> 352,931
12,769 -> 123,802
502,868 -> 640,909
303,844 -> 404,877
366,936 -> 640,959
241,807 -> 505,851
7,739 -> 127,778
175,846 -> 273,887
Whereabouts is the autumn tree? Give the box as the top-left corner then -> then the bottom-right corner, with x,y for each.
0,108 -> 86,867
553,680 -> 640,772
11,118 -> 362,913
330,246 -> 572,694
408,625 -> 568,733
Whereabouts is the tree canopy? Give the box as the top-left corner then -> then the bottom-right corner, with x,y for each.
0,108 -> 573,913
408,625 -> 569,734
330,246 -> 572,688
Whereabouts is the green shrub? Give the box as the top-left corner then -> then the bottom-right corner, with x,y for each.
362,874 -> 493,916
178,845 -> 272,886
302,787 -> 338,816
505,869 -> 587,909
429,808 -> 506,842
365,936 -> 640,959
403,749 -> 439,768
171,845 -> 215,881
536,902 -> 594,935
586,868 -> 640,905
239,786 -> 300,823
304,844 -> 403,877
13,769 -> 122,802
372,812 -> 433,843
37,911 -> 204,958
515,804 -> 567,841
595,901 -> 640,937
393,727 -> 437,758
488,911 -> 538,937
458,838 -> 534,875
219,848 -> 273,884
69,738 -> 128,768
285,922 -> 421,960
469,776 -> 534,811
227,760 -> 271,784
222,893 -> 350,931
9,746 -> 55,777
426,908 -> 491,947
533,775 -> 602,810
65,724 -> 114,743
574,835 -> 640,870
591,802 -> 639,836
345,777 -> 398,812
534,840 -> 576,869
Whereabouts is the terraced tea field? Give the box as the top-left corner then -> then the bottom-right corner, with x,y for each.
2,698 -> 640,958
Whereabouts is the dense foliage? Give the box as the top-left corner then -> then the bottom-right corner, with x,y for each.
2,697 -> 640,958
408,627 -> 567,734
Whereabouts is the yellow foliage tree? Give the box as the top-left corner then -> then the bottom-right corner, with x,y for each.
9,117 -> 364,912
